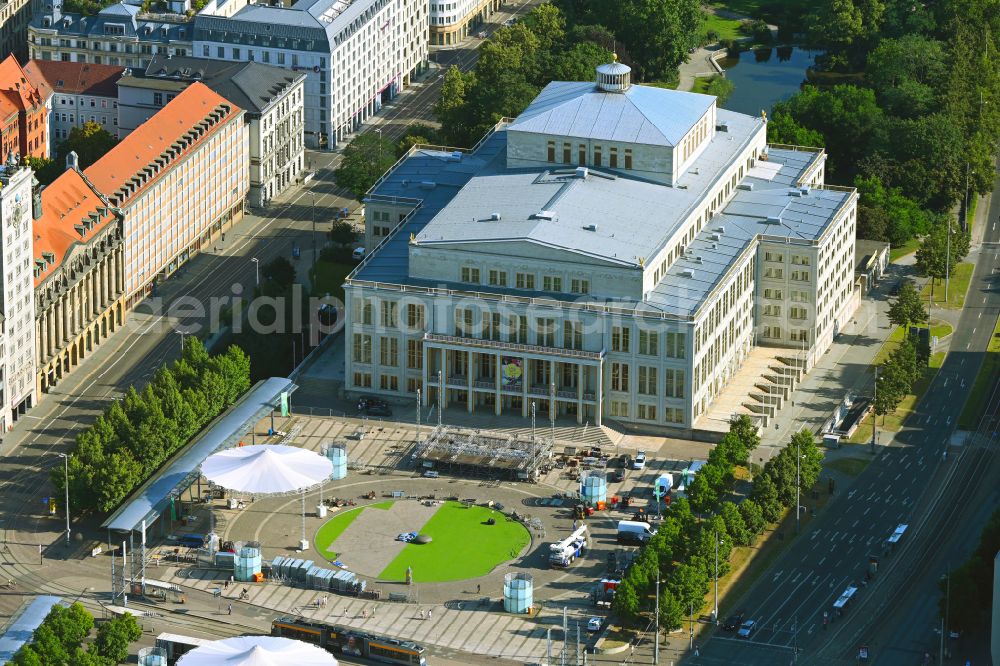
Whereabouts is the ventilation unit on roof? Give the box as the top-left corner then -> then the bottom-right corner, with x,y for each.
800,186 -> 810,195
490,213 -> 502,221
583,224 -> 597,231
715,226 -> 726,234
418,181 -> 436,190
532,210 -> 557,221
576,166 -> 589,179
789,189 -> 804,197
681,269 -> 696,278
737,183 -> 754,191
710,243 -> 718,249
447,151 -> 462,162
716,122 -> 729,132
766,215 -> 782,224
710,233 -> 721,241
694,256 -> 704,264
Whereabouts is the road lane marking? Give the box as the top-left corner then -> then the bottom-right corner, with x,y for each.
851,519 -> 860,528
863,507 -> 871,516
894,473 -> 902,481
904,461 -> 911,470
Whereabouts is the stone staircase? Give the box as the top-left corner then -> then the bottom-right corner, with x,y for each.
741,356 -> 807,428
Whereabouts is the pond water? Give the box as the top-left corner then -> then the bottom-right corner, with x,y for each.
717,47 -> 821,116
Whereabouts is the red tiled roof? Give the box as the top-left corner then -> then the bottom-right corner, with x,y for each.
0,92 -> 18,123
33,169 -> 116,288
0,55 -> 48,110
23,60 -> 123,98
84,82 -> 241,204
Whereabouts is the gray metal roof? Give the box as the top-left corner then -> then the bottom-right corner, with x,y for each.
101,377 -> 296,534
31,3 -> 193,41
0,596 -> 63,663
129,55 -> 305,114
507,81 -> 716,147
195,0 -> 381,44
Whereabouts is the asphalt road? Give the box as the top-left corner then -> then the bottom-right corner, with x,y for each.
690,172 -> 1000,665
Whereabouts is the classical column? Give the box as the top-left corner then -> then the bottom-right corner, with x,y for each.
494,351 -> 502,416
577,364 -> 585,425
549,360 -> 556,422
595,359 -> 604,427
59,294 -> 68,343
466,351 -> 474,414
521,357 -> 529,418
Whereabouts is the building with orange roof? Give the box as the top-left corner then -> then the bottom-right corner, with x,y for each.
0,160 -> 38,428
23,60 -> 123,143
0,55 -> 50,164
83,81 -> 247,306
31,157 -> 124,397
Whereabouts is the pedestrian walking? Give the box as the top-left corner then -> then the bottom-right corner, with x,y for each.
230,575 -> 234,585
227,604 -> 232,615
427,609 -> 432,620
419,610 -> 425,620
476,583 -> 481,594
224,579 -> 229,589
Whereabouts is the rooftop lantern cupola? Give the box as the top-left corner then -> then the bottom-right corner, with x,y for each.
595,55 -> 631,93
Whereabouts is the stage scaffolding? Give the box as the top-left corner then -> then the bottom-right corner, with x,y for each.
413,425 -> 553,481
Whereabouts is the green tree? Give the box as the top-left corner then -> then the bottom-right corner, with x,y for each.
334,132 -> 397,201
434,66 -> 474,146
916,220 -> 971,289
613,0 -> 703,81
329,220 -> 356,250
767,112 -> 825,147
729,415 -> 760,464
874,356 -> 908,418
665,562 -> 709,612
750,471 -> 782,522
686,472 -> 717,514
738,499 -> 766,538
549,41 -> 615,81
395,123 -> 445,157
92,613 -> 142,663
657,588 -> 686,632
887,279 -> 928,328
719,501 -> 752,547
24,156 -> 61,185
59,122 -> 118,170
854,175 -> 933,246
611,576 -> 641,621
706,76 -> 735,104
262,257 -> 297,291
789,429 -> 824,493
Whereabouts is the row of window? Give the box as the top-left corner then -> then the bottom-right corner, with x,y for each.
459,267 -> 591,295
610,364 -> 686,398
762,267 -> 811,282
609,401 -> 685,424
764,251 -> 812,265
545,140 -> 633,170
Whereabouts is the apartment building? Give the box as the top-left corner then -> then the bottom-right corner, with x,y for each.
83,82 -> 248,306
31,154 -> 124,397
193,0 -> 428,148
0,160 -> 37,427
117,55 -> 305,207
23,60 -> 122,141
0,54 -> 49,163
27,2 -> 193,68
429,0 -> 500,45
345,62 -> 859,437
0,0 -> 38,62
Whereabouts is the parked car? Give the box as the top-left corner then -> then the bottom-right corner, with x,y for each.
737,619 -> 756,639
632,452 -> 646,470
587,617 -> 602,633
722,611 -> 745,632
608,470 -> 624,483
357,396 -> 391,416
352,247 -> 366,260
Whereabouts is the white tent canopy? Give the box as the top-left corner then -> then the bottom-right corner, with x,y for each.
177,636 -> 337,666
201,445 -> 333,495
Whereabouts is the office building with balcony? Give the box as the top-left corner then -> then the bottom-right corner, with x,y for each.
0,160 -> 38,426
83,81 -> 248,307
429,0 -> 500,45
344,62 -> 860,438
22,60 -> 122,142
116,55 -> 305,207
27,2 -> 193,68
193,0 -> 428,148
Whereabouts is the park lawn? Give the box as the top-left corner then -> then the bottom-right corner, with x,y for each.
309,258 -> 354,304
701,11 -> 742,41
889,237 -> 920,263
379,501 -> 530,582
692,76 -> 714,94
958,313 -> 1000,429
707,0 -> 810,19
826,457 -> 871,476
929,321 -> 953,340
921,262 -> 974,309
315,502 -> 392,557
849,351 -> 946,444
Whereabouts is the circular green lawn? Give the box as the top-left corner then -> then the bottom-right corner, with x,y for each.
315,501 -> 530,583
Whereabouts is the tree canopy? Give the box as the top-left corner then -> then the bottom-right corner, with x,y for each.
333,132 -> 397,201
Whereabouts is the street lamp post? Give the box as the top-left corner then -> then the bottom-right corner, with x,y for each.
796,436 -> 802,535
871,366 -> 878,454
176,330 -> 184,355
713,531 -> 720,622
251,257 -> 260,288
654,577 -> 660,665
57,453 -> 70,545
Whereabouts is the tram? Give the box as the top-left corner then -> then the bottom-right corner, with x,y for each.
271,616 -> 427,665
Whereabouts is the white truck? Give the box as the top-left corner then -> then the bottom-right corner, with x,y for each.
617,520 -> 656,545
549,525 -> 589,567
654,473 -> 674,497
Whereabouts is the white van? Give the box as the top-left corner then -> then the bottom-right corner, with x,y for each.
352,247 -> 366,260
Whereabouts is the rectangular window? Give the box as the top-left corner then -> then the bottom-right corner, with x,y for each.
406,304 -> 425,329
578,144 -> 586,166
638,366 -> 658,395
232,47 -> 240,59
542,276 -> 562,292
508,315 -> 528,343
485,312 -> 501,341
638,330 -> 658,356
406,339 -> 423,369
153,92 -> 163,106
790,306 -> 807,320
488,269 -> 507,287
515,272 -> 535,290
563,321 -> 583,350
665,368 -> 685,398
380,301 -> 397,328
460,267 -> 480,283
609,147 -> 618,168
763,267 -> 784,279
537,318 -> 555,347
563,142 -> 571,163
379,337 -> 399,366
354,298 -> 373,325
610,401 -> 629,418
353,372 -> 372,388
570,279 -> 590,294
665,407 -> 684,424
610,363 -> 629,392
638,404 -> 657,421
455,308 -> 474,337
763,325 -> 782,339
624,148 -> 633,169
352,333 -> 372,363
792,270 -> 810,282
379,374 -> 399,391
791,255 -> 811,266
547,140 -> 555,163
611,326 -> 630,353
593,145 -> 602,167
406,377 -> 423,393
763,304 -> 781,317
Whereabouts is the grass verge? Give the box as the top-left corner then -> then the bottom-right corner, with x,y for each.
849,351 -> 946,444
958,313 -> 1000,429
701,11 -> 742,41
309,258 -> 355,304
315,506 -> 364,557
826,457 -> 870,476
889,237 -> 920,263
379,502 -> 530,582
921,262 -> 974,309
